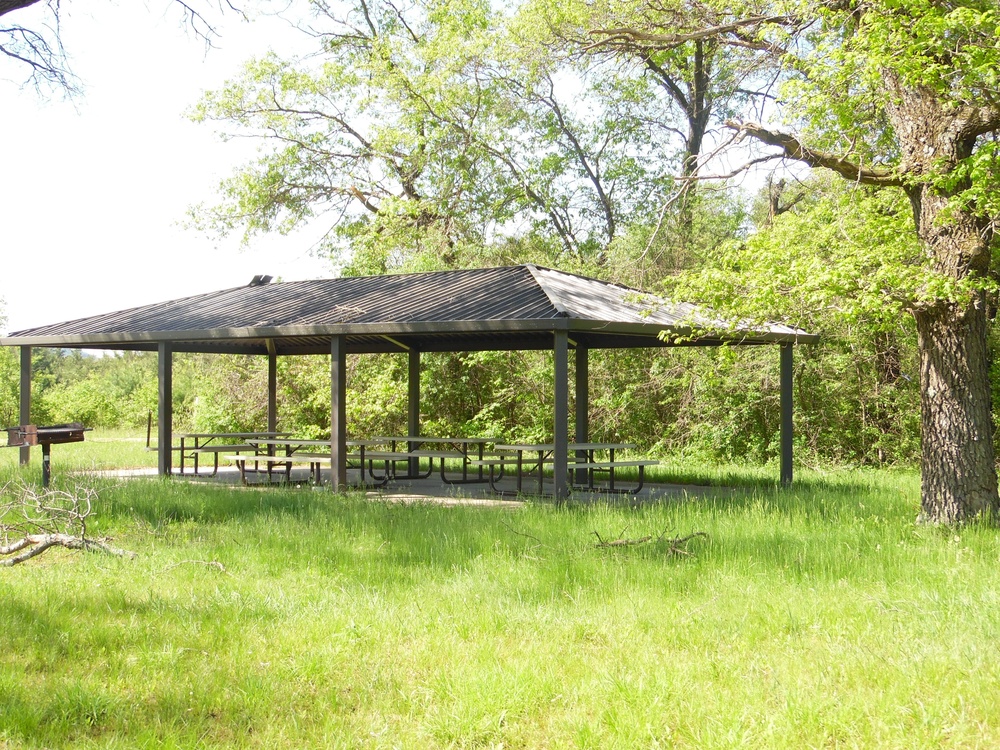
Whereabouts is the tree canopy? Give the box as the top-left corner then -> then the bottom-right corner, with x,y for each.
591,0 -> 1000,522
189,0 -> 690,272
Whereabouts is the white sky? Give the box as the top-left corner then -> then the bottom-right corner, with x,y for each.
0,1 -> 331,335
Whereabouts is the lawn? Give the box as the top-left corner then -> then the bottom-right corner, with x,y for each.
1,435 -> 998,748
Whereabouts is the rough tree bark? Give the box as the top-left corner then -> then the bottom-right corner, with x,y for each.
914,298 -> 998,522
0,0 -> 39,17
889,77 -> 1000,522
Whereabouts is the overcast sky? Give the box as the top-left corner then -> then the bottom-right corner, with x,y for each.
1,1 -> 331,335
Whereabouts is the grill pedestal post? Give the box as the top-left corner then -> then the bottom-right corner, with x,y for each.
42,443 -> 51,488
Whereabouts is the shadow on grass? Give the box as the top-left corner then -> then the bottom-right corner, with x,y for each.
0,465 -> 926,593
72,465 -> 923,546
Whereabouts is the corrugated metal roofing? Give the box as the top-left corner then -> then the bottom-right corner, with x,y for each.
1,264 -> 816,352
528,266 -> 806,338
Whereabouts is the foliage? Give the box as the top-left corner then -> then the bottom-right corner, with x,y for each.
1,180 -> 933,467
17,2 -> 995,472
189,354 -> 270,433
189,0 -> 678,268
585,0 -> 1000,520
0,345 -> 18,429
42,352 -> 159,429
661,177 -> 932,464
664,175 -> 925,331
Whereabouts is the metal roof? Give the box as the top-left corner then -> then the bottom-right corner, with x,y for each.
0,264 -> 816,354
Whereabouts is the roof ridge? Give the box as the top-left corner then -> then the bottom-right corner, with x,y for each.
523,264 -> 570,318
527,263 -> 652,297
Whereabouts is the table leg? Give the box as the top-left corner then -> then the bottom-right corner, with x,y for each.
537,450 -> 544,496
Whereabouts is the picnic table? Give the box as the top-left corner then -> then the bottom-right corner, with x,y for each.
371,436 -> 496,484
471,443 -> 657,496
176,432 -> 292,476
235,437 -> 407,486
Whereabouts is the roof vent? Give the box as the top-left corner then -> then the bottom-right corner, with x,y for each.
248,275 -> 273,287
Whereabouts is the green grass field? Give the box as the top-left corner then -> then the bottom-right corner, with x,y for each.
1,434 -> 998,748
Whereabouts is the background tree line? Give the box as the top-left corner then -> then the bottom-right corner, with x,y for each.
0,175 -> 931,469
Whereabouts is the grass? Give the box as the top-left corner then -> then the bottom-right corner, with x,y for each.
1,435 -> 999,747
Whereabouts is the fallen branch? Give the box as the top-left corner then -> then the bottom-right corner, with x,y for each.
0,480 -> 135,566
593,529 -> 708,556
0,533 -> 135,566
593,531 -> 652,547
501,520 -> 551,551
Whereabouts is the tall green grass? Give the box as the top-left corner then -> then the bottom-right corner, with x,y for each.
1,439 -> 998,748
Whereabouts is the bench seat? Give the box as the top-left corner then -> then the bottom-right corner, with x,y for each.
178,443 -> 262,476
224,451 -> 405,486
468,457 -> 553,466
188,443 -> 258,453
469,456 -> 657,496
571,460 -> 659,469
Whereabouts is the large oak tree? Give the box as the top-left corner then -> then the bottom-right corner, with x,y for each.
593,0 -> 1000,523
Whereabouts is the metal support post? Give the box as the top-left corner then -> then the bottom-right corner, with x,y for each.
408,349 -> 421,478
157,343 -> 173,476
331,335 -> 348,492
554,330 -> 569,501
575,345 -> 589,486
780,343 -> 794,486
41,443 -> 51,488
19,346 -> 31,466
267,351 -> 278,434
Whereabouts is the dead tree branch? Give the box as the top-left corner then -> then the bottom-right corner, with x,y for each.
1,0 -> 244,95
0,533 -> 135,566
501,519 -> 550,550
0,480 -> 135,566
593,529 -> 707,556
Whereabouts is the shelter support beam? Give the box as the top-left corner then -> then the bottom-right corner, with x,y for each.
267,352 -> 278,434
19,346 -> 31,466
331,335 -> 348,492
408,349 -> 421,476
575,345 -> 589,485
780,343 -> 793,486
158,343 -> 173,476
554,330 -> 569,501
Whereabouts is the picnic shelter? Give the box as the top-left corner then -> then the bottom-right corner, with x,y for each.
0,264 -> 817,497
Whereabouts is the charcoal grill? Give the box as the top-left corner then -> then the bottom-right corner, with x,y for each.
4,423 -> 91,487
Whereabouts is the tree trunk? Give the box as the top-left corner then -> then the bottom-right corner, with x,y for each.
885,75 -> 1000,524
913,296 -> 999,523
907,164 -> 999,523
